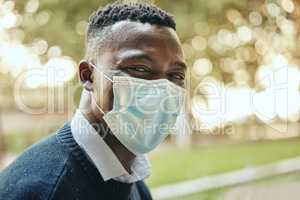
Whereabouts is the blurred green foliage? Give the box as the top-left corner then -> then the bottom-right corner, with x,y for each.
14,0 -> 247,62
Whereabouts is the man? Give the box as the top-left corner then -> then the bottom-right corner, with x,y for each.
0,1 -> 187,200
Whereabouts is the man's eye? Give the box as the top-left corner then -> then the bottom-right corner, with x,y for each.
170,73 -> 185,80
125,66 -> 150,73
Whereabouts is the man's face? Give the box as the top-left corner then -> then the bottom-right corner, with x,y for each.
83,21 -> 186,114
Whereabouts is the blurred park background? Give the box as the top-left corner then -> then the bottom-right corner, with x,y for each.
1,0 -> 300,199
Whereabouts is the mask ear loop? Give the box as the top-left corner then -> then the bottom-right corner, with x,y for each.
88,62 -> 114,115
91,92 -> 105,115
88,62 -> 115,82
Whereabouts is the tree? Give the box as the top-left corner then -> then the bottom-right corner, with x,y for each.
14,0 -> 245,62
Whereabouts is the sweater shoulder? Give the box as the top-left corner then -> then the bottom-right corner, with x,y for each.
0,131 -> 71,200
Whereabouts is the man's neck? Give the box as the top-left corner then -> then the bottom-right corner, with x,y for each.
102,132 -> 135,173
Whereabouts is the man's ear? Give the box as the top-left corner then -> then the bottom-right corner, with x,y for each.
79,60 -> 93,91
79,60 -> 92,82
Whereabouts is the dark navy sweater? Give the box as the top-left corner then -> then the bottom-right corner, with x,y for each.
0,123 -> 152,200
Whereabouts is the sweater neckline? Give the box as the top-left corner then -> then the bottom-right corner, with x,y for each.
55,123 -> 133,187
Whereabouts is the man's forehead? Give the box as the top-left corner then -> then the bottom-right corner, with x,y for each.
108,20 -> 180,45
90,20 -> 184,65
111,20 -> 154,33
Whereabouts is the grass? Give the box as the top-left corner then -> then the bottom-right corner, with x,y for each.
147,138 -> 300,187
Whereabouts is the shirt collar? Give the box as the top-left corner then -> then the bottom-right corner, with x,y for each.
70,109 -> 150,183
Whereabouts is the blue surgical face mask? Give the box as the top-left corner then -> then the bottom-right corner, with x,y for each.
91,65 -> 186,155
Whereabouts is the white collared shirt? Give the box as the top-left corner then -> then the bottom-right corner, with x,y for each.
70,109 -> 150,183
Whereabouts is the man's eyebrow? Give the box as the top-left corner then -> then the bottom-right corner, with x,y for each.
116,50 -> 155,64
116,49 -> 187,69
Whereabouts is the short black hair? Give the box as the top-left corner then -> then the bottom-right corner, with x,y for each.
85,1 -> 176,60
87,1 -> 176,38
